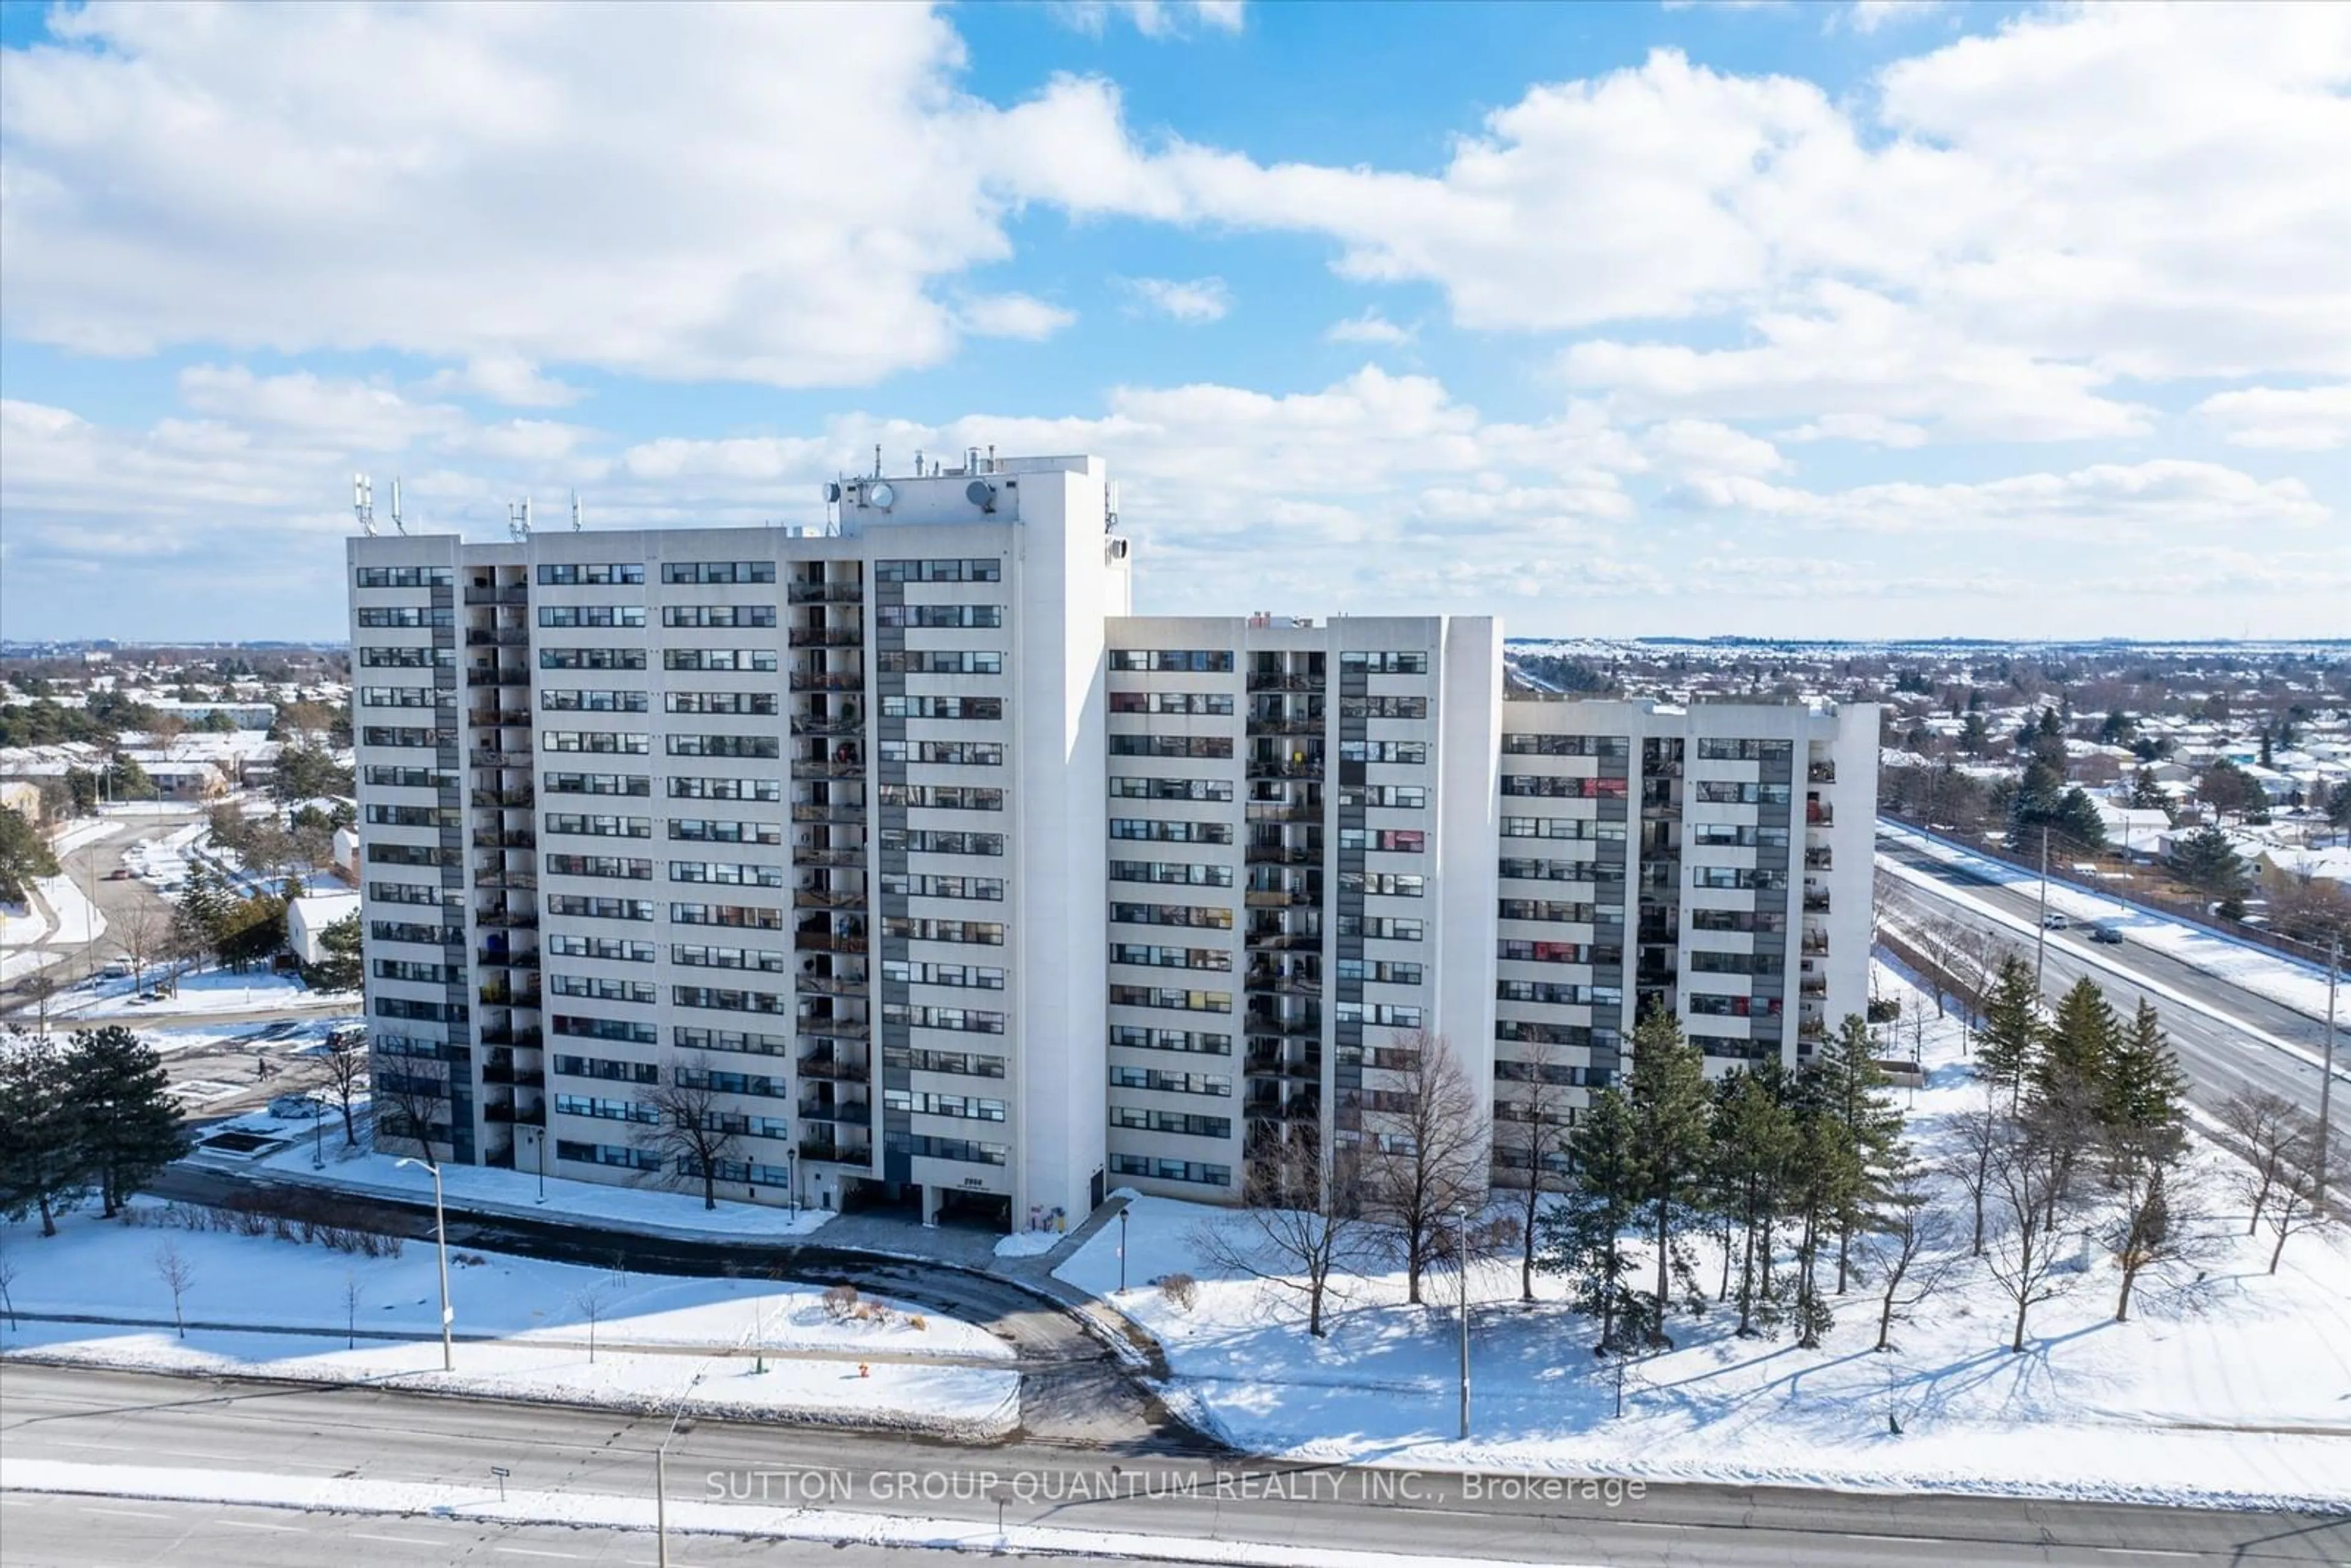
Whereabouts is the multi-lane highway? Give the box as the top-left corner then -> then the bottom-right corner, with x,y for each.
4,1365 -> 2344,1567
1877,829 -> 2343,1121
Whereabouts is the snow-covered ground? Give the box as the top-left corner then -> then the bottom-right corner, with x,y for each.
1055,961 -> 2351,1511
54,963 -> 347,1019
1879,819 -> 2341,1021
188,1106 -> 841,1242
0,1202 -> 1014,1436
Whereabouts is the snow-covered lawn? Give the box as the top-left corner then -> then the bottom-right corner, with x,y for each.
1056,961 -> 2351,1511
1879,819 -> 2341,1021
187,1106 -> 841,1242
0,1202 -> 1014,1436
55,964 -> 350,1019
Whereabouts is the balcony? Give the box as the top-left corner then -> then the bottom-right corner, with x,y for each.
1245,926 -> 1319,950
787,581 -> 864,604
789,672 -> 864,692
470,709 -> 533,729
463,628 -> 531,648
1244,846 -> 1316,866
797,847 -> 866,869
468,749 -> 532,770
477,947 -> 539,969
794,887 -> 867,912
1800,977 -> 1828,998
1245,759 -> 1324,781
791,802 -> 866,824
473,870 -> 539,891
1244,967 -> 1322,994
1808,763 -> 1837,784
799,1139 -> 870,1164
1245,1015 -> 1322,1040
790,716 -> 863,738
796,1016 -> 871,1042
795,929 -> 868,956
479,1063 -> 546,1089
473,909 -> 539,930
1245,718 -> 1324,737
484,1100 -> 546,1126
463,585 -> 530,606
800,1099 -> 873,1126
1807,806 -> 1835,827
472,828 -> 537,849
1244,888 -> 1314,909
795,759 -> 866,781
1245,673 -> 1322,692
787,628 -> 864,648
796,1052 -> 869,1082
795,972 -> 867,996
470,787 -> 536,809
1802,891 -> 1831,912
1243,1051 -> 1321,1079
1805,846 -> 1833,869
1244,805 -> 1322,824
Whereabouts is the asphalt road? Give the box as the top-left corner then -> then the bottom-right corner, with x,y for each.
4,1365 -> 2344,1566
1877,832 -> 2345,1123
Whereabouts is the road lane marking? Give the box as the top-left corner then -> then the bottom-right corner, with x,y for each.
216,1519 -> 302,1532
84,1506 -> 173,1520
493,1550 -> 583,1560
353,1534 -> 446,1546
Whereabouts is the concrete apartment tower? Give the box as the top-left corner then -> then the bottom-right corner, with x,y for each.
348,451 -> 1878,1221
347,454 -> 1130,1229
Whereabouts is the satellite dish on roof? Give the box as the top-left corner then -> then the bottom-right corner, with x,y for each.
966,480 -> 996,512
824,482 -> 842,503
868,482 -> 896,510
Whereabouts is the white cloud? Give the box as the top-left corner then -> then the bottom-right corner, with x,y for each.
176,365 -> 463,451
2193,384 -> 2351,452
1324,310 -> 1414,346
1054,2 -> 1246,39
1843,1 -> 1945,34
1642,419 -> 1786,478
0,6 -> 1116,387
957,293 -> 1078,341
1564,283 -> 2151,443
419,355 -> 584,409
1119,276 -> 1232,324
1781,411 -> 1929,449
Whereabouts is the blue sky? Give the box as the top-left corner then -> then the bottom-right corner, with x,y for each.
1,1 -> 2344,642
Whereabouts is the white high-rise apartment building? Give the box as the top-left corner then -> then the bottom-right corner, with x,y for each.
349,454 -> 1128,1228
348,451 -> 1877,1221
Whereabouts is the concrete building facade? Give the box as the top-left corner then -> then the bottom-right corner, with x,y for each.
348,452 -> 1876,1223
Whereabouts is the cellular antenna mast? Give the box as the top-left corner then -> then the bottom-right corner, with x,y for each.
508,498 -> 533,543
389,477 -> 407,536
353,473 -> 375,536
571,490 -> 583,532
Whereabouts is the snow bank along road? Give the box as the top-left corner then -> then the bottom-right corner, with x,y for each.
148,1161 -> 1191,1454
1878,832 -> 2344,1123
4,1365 -> 2344,1567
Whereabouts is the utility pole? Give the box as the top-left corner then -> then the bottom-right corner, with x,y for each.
1455,1208 -> 1471,1441
2033,825 -> 2051,991
2319,939 -> 2340,1210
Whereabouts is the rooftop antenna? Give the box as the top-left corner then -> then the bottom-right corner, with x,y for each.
570,490 -> 583,533
353,473 -> 375,536
508,498 -> 532,543
389,477 -> 406,536
873,444 -> 883,479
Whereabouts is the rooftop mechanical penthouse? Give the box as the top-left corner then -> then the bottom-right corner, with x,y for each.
348,453 -> 1875,1226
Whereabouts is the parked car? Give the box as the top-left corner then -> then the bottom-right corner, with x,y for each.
2041,912 -> 2069,930
2088,925 -> 2126,945
103,867 -> 133,880
268,1092 -> 324,1119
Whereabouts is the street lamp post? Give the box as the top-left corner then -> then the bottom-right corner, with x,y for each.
394,1156 -> 454,1372
2033,826 -> 2051,991
1455,1208 -> 1471,1441
535,1127 -> 547,1204
2318,939 -> 2341,1209
786,1148 -> 797,1220
1118,1207 -> 1130,1293
655,1375 -> 702,1568
312,1100 -> 326,1171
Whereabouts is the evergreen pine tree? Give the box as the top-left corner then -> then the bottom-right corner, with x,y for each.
0,1032 -> 88,1237
2033,977 -> 2121,1116
64,1026 -> 187,1218
2103,1001 -> 2188,1163
1818,1013 -> 1905,1294
1784,1076 -> 1859,1349
1535,1084 -> 1648,1354
1712,1060 -> 1798,1337
1974,956 -> 2044,1114
173,861 -> 231,965
1624,1005 -> 1712,1344
306,912 -> 363,993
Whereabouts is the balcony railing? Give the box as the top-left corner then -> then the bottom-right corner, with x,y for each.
470,787 -> 536,809
1804,847 -> 1833,869
799,1099 -> 873,1125
797,847 -> 866,868
470,709 -> 533,729
786,582 -> 864,604
795,972 -> 867,996
794,929 -> 868,955
791,803 -> 866,823
1245,718 -> 1324,737
477,947 -> 540,969
796,1016 -> 871,1041
474,909 -> 539,930
1807,806 -> 1835,827
789,672 -> 864,692
463,628 -> 531,647
794,888 -> 867,910
1808,763 -> 1837,784
463,585 -> 530,606
787,628 -> 864,648
790,716 -> 863,737
1802,891 -> 1831,912
1245,673 -> 1322,692
795,1053 -> 870,1082
484,1100 -> 546,1125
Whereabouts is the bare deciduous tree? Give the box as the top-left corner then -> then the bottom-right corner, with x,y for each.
1940,1092 -> 2009,1256
154,1241 -> 195,1339
372,1057 -> 452,1160
633,1054 -> 746,1210
1359,1031 -> 1490,1307
111,903 -> 169,995
2221,1090 -> 2301,1235
314,1027 -> 368,1149
0,1245 -> 18,1332
1496,1033 -> 1577,1304
2105,1159 -> 2207,1321
1189,1141 -> 1375,1338
1857,1147 -> 1959,1352
2262,1123 -> 2337,1275
1983,1119 -> 2075,1352
343,1270 -> 364,1349
574,1281 -> 613,1363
